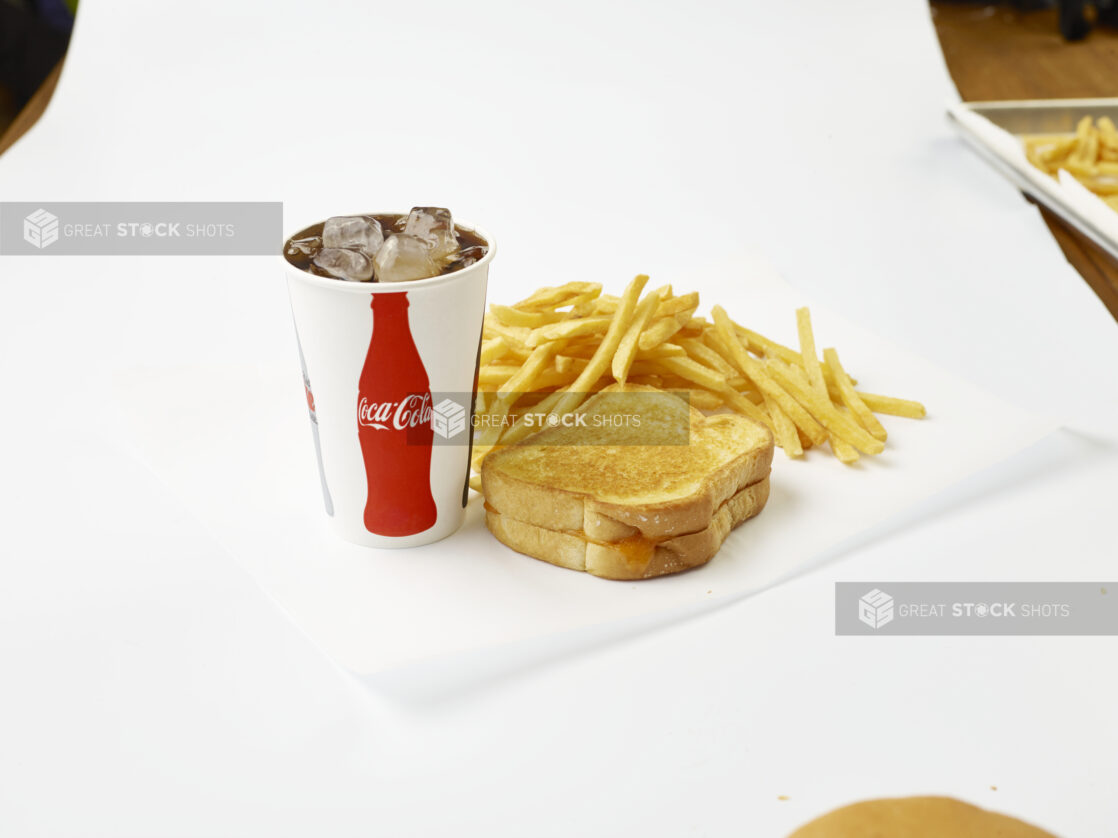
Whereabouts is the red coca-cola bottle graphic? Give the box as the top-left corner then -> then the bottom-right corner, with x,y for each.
357,292 -> 438,536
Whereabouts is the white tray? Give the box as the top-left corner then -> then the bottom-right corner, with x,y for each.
947,98 -> 1118,262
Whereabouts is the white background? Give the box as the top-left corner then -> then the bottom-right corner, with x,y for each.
1,0 -> 1116,835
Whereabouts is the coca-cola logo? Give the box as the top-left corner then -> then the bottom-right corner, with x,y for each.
358,393 -> 432,431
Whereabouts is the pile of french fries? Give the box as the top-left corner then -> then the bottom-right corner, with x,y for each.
1025,116 -> 1118,211
469,276 -> 925,489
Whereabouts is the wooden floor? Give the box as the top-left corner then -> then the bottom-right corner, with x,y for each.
2,8 -> 1118,318
932,2 -> 1118,99
932,1 -> 1118,319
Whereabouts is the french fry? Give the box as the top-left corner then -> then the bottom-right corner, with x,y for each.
1070,115 -> 1095,166
688,389 -> 723,411
1040,139 -> 1076,166
677,337 -> 738,377
823,347 -> 887,442
795,307 -> 826,394
528,316 -> 613,346
821,363 -> 858,392
726,378 -> 762,400
657,375 -> 698,391
561,340 -> 683,361
563,287 -> 604,308
656,355 -> 727,392
554,353 -> 579,374
764,359 -> 885,455
1025,145 -> 1051,173
733,324 -> 803,366
627,359 -> 680,377
718,386 -> 775,433
1077,179 -> 1118,196
475,389 -> 491,415
589,294 -> 622,315
613,288 -> 665,384
1062,158 -> 1098,178
562,290 -> 605,316
476,277 -> 925,468
529,368 -> 585,390
489,304 -> 567,328
480,336 -> 509,366
519,389 -> 561,406
501,342 -> 533,362
794,308 -> 858,464
498,342 -> 560,400
471,440 -> 501,475
797,426 -> 815,451
635,343 -> 686,359
855,391 -> 926,419
699,327 -> 738,364
475,395 -> 512,448
1025,117 -> 1118,210
637,315 -> 686,351
484,319 -> 533,351
498,389 -> 565,445
478,364 -> 521,387
829,434 -> 859,464
702,336 -> 764,400
547,274 -> 649,422
711,306 -> 828,445
655,291 -> 700,318
513,282 -> 601,311
678,316 -> 708,335
557,342 -> 608,359
482,365 -> 581,395
765,395 -> 802,458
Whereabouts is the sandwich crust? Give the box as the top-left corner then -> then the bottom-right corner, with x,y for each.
486,477 -> 769,580
481,386 -> 774,578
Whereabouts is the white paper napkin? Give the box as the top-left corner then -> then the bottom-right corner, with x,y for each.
110,254 -> 1058,675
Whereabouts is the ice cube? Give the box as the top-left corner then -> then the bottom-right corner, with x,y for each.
322,215 -> 384,255
444,245 -> 487,273
313,247 -> 374,281
403,207 -> 459,261
373,234 -> 438,283
287,235 -> 322,258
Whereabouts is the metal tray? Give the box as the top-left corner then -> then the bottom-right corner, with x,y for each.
947,98 -> 1118,263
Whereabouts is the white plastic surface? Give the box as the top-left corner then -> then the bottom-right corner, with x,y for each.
1,0 -> 1116,835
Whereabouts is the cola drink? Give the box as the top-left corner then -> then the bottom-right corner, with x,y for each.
357,291 -> 438,536
284,210 -> 489,283
285,210 -> 494,547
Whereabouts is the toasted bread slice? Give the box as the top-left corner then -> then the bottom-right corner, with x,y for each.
482,385 -> 774,541
481,385 -> 774,578
486,476 -> 770,580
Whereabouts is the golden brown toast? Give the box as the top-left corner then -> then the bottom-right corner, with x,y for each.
481,385 -> 774,579
486,476 -> 769,580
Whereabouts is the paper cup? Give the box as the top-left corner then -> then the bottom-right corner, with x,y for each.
284,217 -> 494,548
